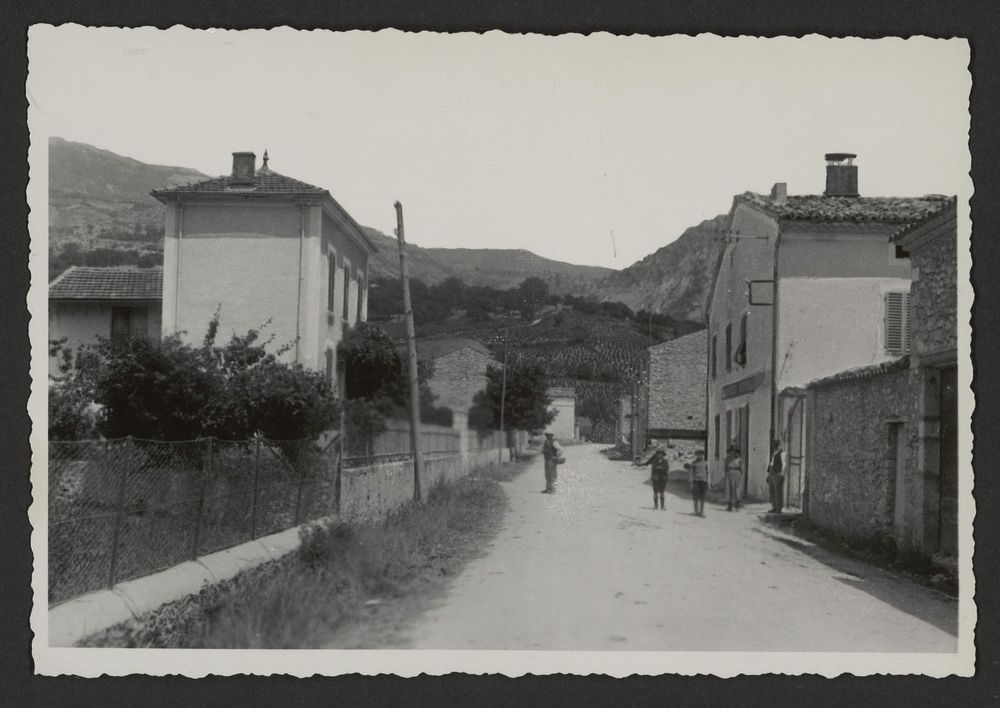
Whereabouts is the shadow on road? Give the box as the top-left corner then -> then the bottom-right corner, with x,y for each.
755,528 -> 957,636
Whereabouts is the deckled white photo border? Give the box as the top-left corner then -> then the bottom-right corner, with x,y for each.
26,26 -> 976,677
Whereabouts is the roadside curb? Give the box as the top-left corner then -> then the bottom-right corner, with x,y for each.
48,518 -> 333,647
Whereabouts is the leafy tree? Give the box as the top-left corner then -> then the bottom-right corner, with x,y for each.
48,315 -> 340,441
514,277 -> 549,320
471,357 -> 555,432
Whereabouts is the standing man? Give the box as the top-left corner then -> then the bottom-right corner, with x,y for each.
541,432 -> 564,494
724,445 -> 743,511
686,448 -> 709,517
767,439 -> 785,514
640,448 -> 670,509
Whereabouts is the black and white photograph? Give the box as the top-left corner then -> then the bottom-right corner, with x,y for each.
26,26 -> 973,677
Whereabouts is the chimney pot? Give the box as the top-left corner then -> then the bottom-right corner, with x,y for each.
770,182 -> 788,206
824,152 -> 858,197
231,151 -> 256,185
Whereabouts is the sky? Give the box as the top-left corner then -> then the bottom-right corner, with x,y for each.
27,27 -> 971,269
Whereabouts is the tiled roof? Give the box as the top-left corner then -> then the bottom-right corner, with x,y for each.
547,386 -> 576,398
151,169 -> 328,198
49,266 -> 163,300
893,196 -> 958,242
737,192 -> 953,224
807,356 -> 909,388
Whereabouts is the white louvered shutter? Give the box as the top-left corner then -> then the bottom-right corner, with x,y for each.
885,291 -> 911,355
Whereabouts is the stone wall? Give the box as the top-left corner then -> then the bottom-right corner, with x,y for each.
806,363 -> 915,543
911,221 -> 957,358
339,447 -> 509,523
426,348 -> 498,413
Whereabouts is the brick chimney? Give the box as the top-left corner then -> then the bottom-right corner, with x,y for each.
824,153 -> 858,197
231,151 -> 256,185
770,182 -> 788,206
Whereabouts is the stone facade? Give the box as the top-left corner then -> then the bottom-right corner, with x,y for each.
806,362 -> 915,544
909,216 -> 958,359
423,345 -> 498,415
646,330 -> 707,437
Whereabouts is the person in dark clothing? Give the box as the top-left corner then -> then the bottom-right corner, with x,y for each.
541,432 -> 564,493
640,449 -> 670,509
767,439 -> 785,514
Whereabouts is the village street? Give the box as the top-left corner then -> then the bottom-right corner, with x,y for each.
397,444 -> 957,652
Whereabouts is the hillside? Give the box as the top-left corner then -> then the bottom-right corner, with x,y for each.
597,214 -> 728,323
49,137 -> 209,248
364,228 -> 611,295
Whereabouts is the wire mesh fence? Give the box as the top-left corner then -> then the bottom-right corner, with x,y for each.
48,435 -> 339,606
50,422 -> 507,606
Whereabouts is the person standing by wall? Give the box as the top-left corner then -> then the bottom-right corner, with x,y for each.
724,445 -> 743,511
687,449 -> 709,517
541,432 -> 564,494
767,439 -> 785,514
640,448 -> 670,510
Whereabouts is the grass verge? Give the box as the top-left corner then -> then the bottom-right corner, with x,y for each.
80,475 -> 508,648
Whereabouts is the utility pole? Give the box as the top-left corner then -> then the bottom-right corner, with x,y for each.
498,325 -> 509,467
395,201 -> 423,502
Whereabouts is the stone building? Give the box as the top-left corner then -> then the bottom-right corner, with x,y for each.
707,153 -> 948,504
152,151 -> 377,386
644,330 -> 707,448
415,338 -> 499,428
804,199 -> 958,561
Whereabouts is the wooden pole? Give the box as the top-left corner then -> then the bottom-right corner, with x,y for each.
395,201 -> 424,502
498,325 -> 509,467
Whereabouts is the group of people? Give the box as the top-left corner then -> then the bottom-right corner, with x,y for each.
641,440 -> 786,517
540,432 -> 787,516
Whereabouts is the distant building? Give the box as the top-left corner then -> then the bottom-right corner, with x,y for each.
414,337 -> 500,428
707,153 -> 950,503
644,329 -> 707,447
545,386 -> 576,441
48,266 -> 162,374
804,198 -> 958,560
152,151 -> 377,387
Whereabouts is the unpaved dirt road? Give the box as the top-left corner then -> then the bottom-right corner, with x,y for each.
395,444 -> 957,651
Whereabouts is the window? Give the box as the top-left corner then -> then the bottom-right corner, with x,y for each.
328,252 -> 338,311
325,348 -> 334,385
884,291 -> 913,354
342,261 -> 352,320
735,313 -> 748,367
725,322 -> 733,371
714,414 -> 721,459
111,306 -> 148,341
725,409 -> 733,449
356,273 -> 365,322
711,335 -> 718,380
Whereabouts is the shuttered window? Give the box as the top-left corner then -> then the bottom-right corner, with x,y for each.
327,252 -> 337,313
711,335 -> 718,380
885,291 -> 912,354
735,312 -> 748,366
325,348 -> 334,384
343,261 -> 352,320
725,322 -> 733,371
356,274 -> 365,322
714,414 -> 721,459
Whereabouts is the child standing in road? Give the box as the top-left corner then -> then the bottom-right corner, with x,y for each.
640,449 -> 670,509
686,449 -> 709,517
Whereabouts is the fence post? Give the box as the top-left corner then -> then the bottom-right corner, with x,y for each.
106,436 -> 131,588
293,441 -> 307,525
251,436 -> 261,539
191,436 -> 212,559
